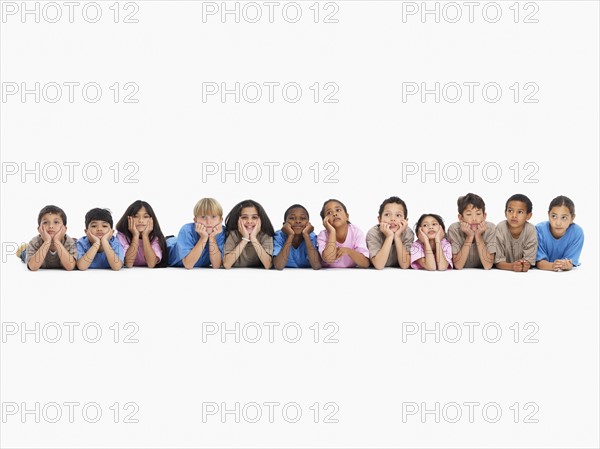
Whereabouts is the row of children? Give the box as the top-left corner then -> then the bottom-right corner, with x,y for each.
19,193 -> 584,272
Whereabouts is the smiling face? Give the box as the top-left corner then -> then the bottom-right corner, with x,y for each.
323,201 -> 349,228
132,207 -> 151,233
285,207 -> 309,234
195,211 -> 222,233
548,205 -> 574,238
87,220 -> 111,238
505,201 -> 531,231
40,213 -> 63,237
419,216 -> 441,239
378,203 -> 406,232
459,204 -> 486,230
240,207 -> 259,234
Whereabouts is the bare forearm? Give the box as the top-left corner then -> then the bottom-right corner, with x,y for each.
436,241 -> 448,271
423,249 -> 436,271
141,236 -> 158,268
55,242 -> 76,271
395,237 -> 410,269
475,235 -> 494,269
371,236 -> 393,270
102,242 -> 122,270
183,238 -> 208,269
535,260 -> 554,271
495,261 -> 513,271
27,242 -> 51,271
305,236 -> 322,270
348,250 -> 370,268
224,240 -> 248,269
124,240 -> 139,268
208,238 -> 222,269
252,241 -> 272,269
77,243 -> 100,270
322,232 -> 338,263
453,240 -> 473,270
273,237 -> 293,270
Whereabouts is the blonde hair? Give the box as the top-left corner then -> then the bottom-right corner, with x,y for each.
193,198 -> 223,217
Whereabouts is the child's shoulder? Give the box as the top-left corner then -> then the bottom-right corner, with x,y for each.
366,224 -> 380,237
448,221 -> 461,231
568,222 -> 584,236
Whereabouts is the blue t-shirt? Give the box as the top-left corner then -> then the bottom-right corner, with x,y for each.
535,221 -> 584,266
76,236 -> 125,269
273,230 -> 318,268
168,223 -> 225,267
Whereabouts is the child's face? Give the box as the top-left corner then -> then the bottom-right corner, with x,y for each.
195,212 -> 222,232
459,204 -> 486,230
505,201 -> 531,230
40,213 -> 64,236
240,207 -> 259,234
87,220 -> 111,238
378,203 -> 406,231
323,201 -> 349,228
285,207 -> 309,234
548,206 -> 574,238
132,207 -> 151,233
419,216 -> 442,239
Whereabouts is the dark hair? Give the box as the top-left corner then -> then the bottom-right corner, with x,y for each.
505,194 -> 533,214
457,193 -> 486,214
283,204 -> 309,222
85,208 -> 113,228
38,205 -> 67,225
378,196 -> 408,219
225,200 -> 275,237
115,200 -> 168,268
414,213 -> 446,233
548,195 -> 575,216
319,199 -> 351,223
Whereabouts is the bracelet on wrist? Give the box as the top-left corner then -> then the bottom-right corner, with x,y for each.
242,237 -> 251,242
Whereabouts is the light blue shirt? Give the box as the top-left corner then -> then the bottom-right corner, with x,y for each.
273,230 -> 318,268
76,236 -> 125,269
535,221 -> 584,266
168,223 -> 225,267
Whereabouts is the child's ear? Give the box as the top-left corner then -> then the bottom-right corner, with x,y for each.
572,213 -> 576,221
526,212 -> 532,221
458,213 -> 463,221
377,215 -> 382,224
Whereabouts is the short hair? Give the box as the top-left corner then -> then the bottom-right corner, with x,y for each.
85,208 -> 113,228
193,198 -> 223,217
548,195 -> 575,215
283,204 -> 309,222
378,196 -> 408,219
457,193 -> 486,214
505,194 -> 533,214
38,205 -> 67,225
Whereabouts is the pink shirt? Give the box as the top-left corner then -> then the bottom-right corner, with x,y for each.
117,232 -> 162,267
317,223 -> 370,268
410,239 -> 453,270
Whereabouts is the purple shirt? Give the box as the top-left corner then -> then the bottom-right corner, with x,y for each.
410,239 -> 453,270
117,232 -> 162,267
317,223 -> 369,268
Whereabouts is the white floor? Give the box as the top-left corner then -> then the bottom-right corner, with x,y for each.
1,261 -> 598,448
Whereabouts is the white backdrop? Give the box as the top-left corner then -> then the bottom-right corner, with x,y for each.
1,1 -> 599,447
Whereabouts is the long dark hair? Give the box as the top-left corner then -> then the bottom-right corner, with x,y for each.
116,200 -> 168,268
225,199 -> 275,237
